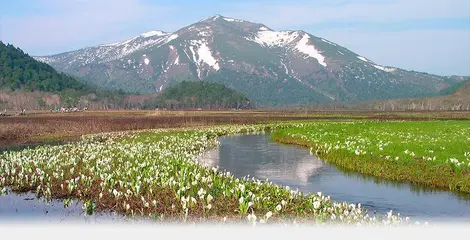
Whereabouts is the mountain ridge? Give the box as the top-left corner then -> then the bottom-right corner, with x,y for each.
34,14 -> 463,107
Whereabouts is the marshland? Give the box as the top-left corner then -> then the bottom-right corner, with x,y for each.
1,110 -> 469,225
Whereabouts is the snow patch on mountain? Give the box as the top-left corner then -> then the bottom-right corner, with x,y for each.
199,31 -> 211,37
259,26 -> 269,31
190,40 -> 220,71
223,17 -> 243,23
187,39 -> 220,78
198,43 -> 219,71
141,30 -> 167,38
34,56 -> 56,64
357,56 -> 369,62
321,38 -> 336,46
295,35 -> 327,67
166,34 -> 178,43
252,30 -> 300,47
188,46 -> 201,79
45,31 -> 177,67
374,65 -> 396,72
99,36 -> 139,47
280,60 -> 289,74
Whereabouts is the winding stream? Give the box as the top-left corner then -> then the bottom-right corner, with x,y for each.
1,133 -> 469,223
198,133 -> 470,223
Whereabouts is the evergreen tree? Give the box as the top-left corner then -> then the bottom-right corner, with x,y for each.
144,81 -> 253,110
0,41 -> 89,92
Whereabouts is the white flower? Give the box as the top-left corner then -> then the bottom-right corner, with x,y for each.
247,213 -> 257,222
206,204 -> 212,210
276,204 -> 282,211
207,194 -> 213,203
313,201 -> 321,210
198,188 -> 206,196
265,211 -> 272,219
239,196 -> 244,204
239,184 -> 245,193
281,200 -> 286,206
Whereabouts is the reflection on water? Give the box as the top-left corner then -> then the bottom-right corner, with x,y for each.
197,133 -> 470,222
256,155 -> 324,185
0,189 -> 152,223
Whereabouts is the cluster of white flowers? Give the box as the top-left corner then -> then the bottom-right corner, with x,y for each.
0,122 -> 414,225
284,121 -> 469,172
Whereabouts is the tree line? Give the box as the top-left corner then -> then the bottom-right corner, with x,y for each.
0,41 -> 89,92
143,81 -> 254,110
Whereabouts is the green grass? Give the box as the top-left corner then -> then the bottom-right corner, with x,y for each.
2,120 -> 467,225
0,123 -> 410,225
271,121 -> 470,193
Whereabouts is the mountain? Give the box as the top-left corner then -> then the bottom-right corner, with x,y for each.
142,81 -> 253,110
311,78 -> 470,111
367,80 -> 470,111
439,77 -> 470,96
0,41 -> 136,111
0,41 -> 88,92
35,15 -> 463,107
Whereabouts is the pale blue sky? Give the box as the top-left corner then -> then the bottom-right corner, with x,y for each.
1,0 -> 469,76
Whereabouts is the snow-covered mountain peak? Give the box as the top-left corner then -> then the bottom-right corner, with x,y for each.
141,30 -> 168,38
199,14 -> 223,22
33,15 -> 451,106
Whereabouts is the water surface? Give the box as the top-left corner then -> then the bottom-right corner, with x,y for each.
198,133 -> 470,223
2,133 -> 469,223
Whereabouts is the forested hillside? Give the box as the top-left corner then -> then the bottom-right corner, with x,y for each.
0,41 -> 88,92
143,81 -> 253,109
0,42 -> 145,111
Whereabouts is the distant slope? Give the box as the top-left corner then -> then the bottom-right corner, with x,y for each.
323,80 -> 470,111
0,41 -> 88,92
439,78 -> 470,96
35,15 -> 462,107
143,81 -> 253,109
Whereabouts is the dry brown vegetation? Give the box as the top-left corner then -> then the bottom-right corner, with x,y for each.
1,109 -> 470,149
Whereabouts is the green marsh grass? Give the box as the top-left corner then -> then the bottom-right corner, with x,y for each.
0,123 -> 410,225
272,121 -> 470,193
